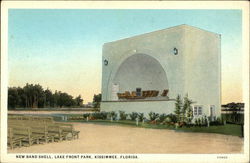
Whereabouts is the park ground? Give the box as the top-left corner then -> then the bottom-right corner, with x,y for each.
9,123 -> 243,154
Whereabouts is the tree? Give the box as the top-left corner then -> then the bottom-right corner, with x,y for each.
16,87 -> 26,107
93,94 -> 101,108
44,88 -> 53,107
183,95 -> 194,124
75,95 -> 83,107
174,95 -> 182,123
8,87 -> 20,109
8,83 -> 84,109
57,92 -> 75,108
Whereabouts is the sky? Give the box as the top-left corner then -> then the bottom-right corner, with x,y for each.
8,9 -> 242,104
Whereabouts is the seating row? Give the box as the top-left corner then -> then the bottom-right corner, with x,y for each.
8,115 -> 80,149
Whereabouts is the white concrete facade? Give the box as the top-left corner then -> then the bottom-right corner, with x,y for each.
101,24 -> 221,119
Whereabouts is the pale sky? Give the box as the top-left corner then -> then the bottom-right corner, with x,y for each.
8,9 -> 242,104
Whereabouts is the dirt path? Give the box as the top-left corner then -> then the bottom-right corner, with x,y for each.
9,123 -> 243,154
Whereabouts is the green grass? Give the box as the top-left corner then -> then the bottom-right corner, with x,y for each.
175,124 -> 243,137
69,119 -> 243,137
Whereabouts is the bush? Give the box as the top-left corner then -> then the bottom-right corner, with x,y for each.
164,117 -> 172,123
83,113 -> 90,119
204,116 -> 208,126
221,113 -> 244,124
129,112 -> 138,121
159,113 -> 167,123
138,113 -> 145,122
119,110 -> 127,120
108,111 -> 117,120
148,112 -> 159,121
166,113 -> 177,123
90,112 -> 108,120
195,118 -> 198,126
198,118 -> 201,127
209,116 -> 224,126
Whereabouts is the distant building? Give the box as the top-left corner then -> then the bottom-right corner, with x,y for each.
101,24 -> 221,119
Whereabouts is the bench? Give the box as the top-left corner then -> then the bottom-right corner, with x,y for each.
8,115 -> 79,149
48,123 -> 80,140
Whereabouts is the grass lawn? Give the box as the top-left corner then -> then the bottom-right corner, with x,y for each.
68,119 -> 243,137
176,124 -> 243,137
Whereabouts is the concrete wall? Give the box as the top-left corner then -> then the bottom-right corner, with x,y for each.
101,100 -> 176,117
102,25 -> 186,101
101,24 -> 221,118
183,25 -> 221,117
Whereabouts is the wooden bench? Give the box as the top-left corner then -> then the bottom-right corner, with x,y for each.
49,123 -> 80,140
8,128 -> 24,149
8,115 -> 79,149
7,125 -> 36,147
9,121 -> 54,145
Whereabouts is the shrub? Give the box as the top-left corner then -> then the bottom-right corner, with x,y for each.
83,113 -> 90,119
195,118 -> 198,126
210,116 -> 224,126
201,117 -> 205,125
90,112 -> 108,120
198,118 -> 201,127
166,113 -> 177,123
222,113 -> 244,124
164,117 -> 172,123
119,110 -> 127,120
138,113 -> 145,122
159,113 -> 167,123
129,112 -> 138,121
204,116 -> 208,126
108,111 -> 117,120
148,112 -> 159,121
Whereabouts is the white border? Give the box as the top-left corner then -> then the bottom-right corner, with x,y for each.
1,1 -> 249,163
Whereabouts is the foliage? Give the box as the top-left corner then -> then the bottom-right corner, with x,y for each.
195,118 -> 198,126
119,111 -> 128,120
8,83 -> 84,109
197,118 -> 201,127
83,113 -> 90,119
193,116 -> 210,127
129,112 -> 138,121
210,117 -> 224,126
174,95 -> 182,123
163,117 -> 171,123
75,95 -> 83,106
165,113 -> 177,123
183,95 -> 194,124
8,87 -> 20,109
137,113 -> 145,122
148,112 -> 159,121
108,111 -> 117,120
221,113 -> 244,124
159,113 -> 167,123
93,94 -> 102,108
90,112 -> 108,120
204,116 -> 208,126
